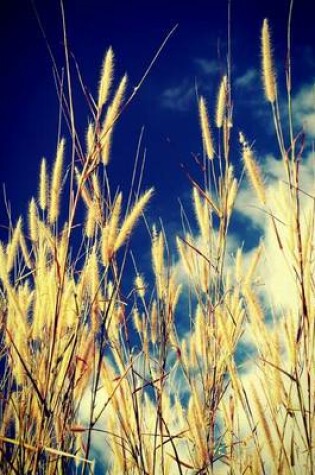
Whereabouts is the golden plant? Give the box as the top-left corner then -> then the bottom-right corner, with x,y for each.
0,5 -> 314,475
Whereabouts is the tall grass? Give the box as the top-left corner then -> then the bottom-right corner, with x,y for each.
0,5 -> 314,475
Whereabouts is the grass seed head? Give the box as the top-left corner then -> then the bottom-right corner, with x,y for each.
261,18 -> 277,103
242,139 -> 266,205
199,96 -> 214,160
114,188 -> 153,253
49,139 -> 65,224
216,75 -> 227,128
39,158 -> 48,211
98,46 -> 115,110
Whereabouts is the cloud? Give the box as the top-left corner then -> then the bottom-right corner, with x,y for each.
79,138 -> 315,473
235,68 -> 259,89
235,151 -> 315,313
293,82 -> 315,137
78,356 -> 193,473
194,58 -> 220,76
234,184 -> 266,231
160,58 -> 222,111
173,222 -> 241,295
223,152 -> 314,472
160,79 -> 196,111
78,383 -> 111,471
225,347 -> 311,472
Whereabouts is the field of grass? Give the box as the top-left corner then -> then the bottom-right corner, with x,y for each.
0,5 -> 314,475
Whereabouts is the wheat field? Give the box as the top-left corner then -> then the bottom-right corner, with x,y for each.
0,4 -> 314,475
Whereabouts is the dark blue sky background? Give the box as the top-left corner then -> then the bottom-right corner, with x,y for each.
1,0 -> 315,249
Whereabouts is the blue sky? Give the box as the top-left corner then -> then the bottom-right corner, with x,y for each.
2,0 -> 315,346
1,0 -> 315,242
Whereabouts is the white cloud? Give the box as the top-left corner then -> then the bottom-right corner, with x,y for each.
78,383 -> 110,470
221,150 -> 314,470
172,149 -> 314,466
235,151 -> 315,313
173,224 -> 241,294
79,141 -> 315,473
226,349 -> 311,472
292,83 -> 315,137
78,360 -> 193,473
234,184 -> 266,230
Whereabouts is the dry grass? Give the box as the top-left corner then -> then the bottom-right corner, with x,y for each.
0,7 -> 314,475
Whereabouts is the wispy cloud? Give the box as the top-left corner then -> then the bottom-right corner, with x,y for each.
194,58 -> 220,76
235,68 -> 259,89
160,57 -> 222,112
160,79 -> 196,111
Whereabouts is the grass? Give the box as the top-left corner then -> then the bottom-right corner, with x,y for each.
0,3 -> 314,474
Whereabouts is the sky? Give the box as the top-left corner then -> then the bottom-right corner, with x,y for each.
1,0 -> 315,246
1,1 -> 315,472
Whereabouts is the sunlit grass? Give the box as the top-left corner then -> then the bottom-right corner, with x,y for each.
0,8 -> 314,475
